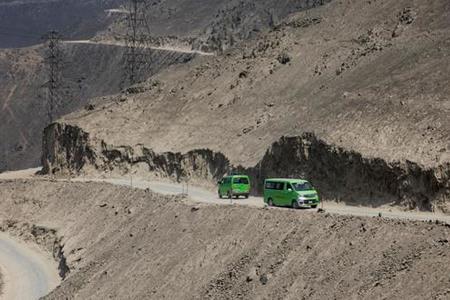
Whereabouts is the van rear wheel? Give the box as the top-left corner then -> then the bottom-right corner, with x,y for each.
228,192 -> 232,199
218,191 -> 222,199
268,198 -> 274,207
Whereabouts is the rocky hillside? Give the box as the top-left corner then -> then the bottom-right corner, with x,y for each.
104,0 -> 330,52
0,0 -> 328,172
49,0 -> 450,211
1,179 -> 450,299
0,43 -> 195,172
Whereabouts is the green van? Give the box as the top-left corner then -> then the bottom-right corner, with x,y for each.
264,178 -> 320,209
218,175 -> 251,199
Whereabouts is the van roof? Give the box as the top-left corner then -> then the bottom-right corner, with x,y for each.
265,178 -> 309,183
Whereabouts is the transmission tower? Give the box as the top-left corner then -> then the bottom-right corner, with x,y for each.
42,30 -> 63,123
123,0 -> 151,86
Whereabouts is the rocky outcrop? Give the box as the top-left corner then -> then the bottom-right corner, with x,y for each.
42,123 -> 97,175
42,123 -> 450,212
247,135 -> 450,212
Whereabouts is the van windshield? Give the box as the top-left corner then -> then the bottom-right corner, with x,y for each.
292,182 -> 313,191
233,177 -> 249,184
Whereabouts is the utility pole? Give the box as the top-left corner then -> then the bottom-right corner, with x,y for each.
42,30 -> 63,123
124,0 -> 151,86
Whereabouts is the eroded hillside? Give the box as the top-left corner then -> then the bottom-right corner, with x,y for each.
49,0 -> 450,210
0,179 -> 449,299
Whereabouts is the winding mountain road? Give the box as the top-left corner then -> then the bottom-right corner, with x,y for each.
0,233 -> 59,300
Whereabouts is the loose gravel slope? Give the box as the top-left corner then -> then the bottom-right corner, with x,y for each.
0,179 -> 449,299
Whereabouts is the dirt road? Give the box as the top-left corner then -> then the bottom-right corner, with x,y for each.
72,176 -> 450,225
63,40 -> 215,56
0,168 -> 449,224
0,233 -> 59,300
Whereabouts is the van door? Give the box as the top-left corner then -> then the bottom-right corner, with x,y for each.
275,182 -> 286,206
285,183 -> 296,206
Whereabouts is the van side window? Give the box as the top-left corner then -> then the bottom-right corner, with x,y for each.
286,183 -> 293,190
265,181 -> 276,189
275,182 -> 285,190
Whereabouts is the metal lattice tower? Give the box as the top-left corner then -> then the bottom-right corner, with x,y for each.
124,0 -> 151,86
42,30 -> 63,123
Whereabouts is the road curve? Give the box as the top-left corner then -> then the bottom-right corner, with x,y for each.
0,233 -> 60,300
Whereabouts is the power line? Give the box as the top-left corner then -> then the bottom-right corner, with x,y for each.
42,30 -> 64,123
123,0 -> 152,86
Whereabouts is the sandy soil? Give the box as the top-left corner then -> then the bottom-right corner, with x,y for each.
1,179 -> 449,299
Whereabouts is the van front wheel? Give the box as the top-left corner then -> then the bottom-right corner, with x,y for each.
292,200 -> 300,209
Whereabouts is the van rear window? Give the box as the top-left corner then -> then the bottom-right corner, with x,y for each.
233,177 -> 249,184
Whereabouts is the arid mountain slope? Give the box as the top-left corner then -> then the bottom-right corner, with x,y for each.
0,43 -> 195,172
51,0 -> 450,209
1,179 -> 450,299
65,0 -> 450,168
104,0 -> 330,52
0,0 -> 328,172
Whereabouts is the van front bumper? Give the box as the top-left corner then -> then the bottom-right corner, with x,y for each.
297,198 -> 320,207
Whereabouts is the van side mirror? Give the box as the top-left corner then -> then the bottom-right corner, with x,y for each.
287,188 -> 293,192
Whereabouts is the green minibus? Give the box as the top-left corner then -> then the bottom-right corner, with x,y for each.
264,178 -> 319,209
218,175 -> 251,199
